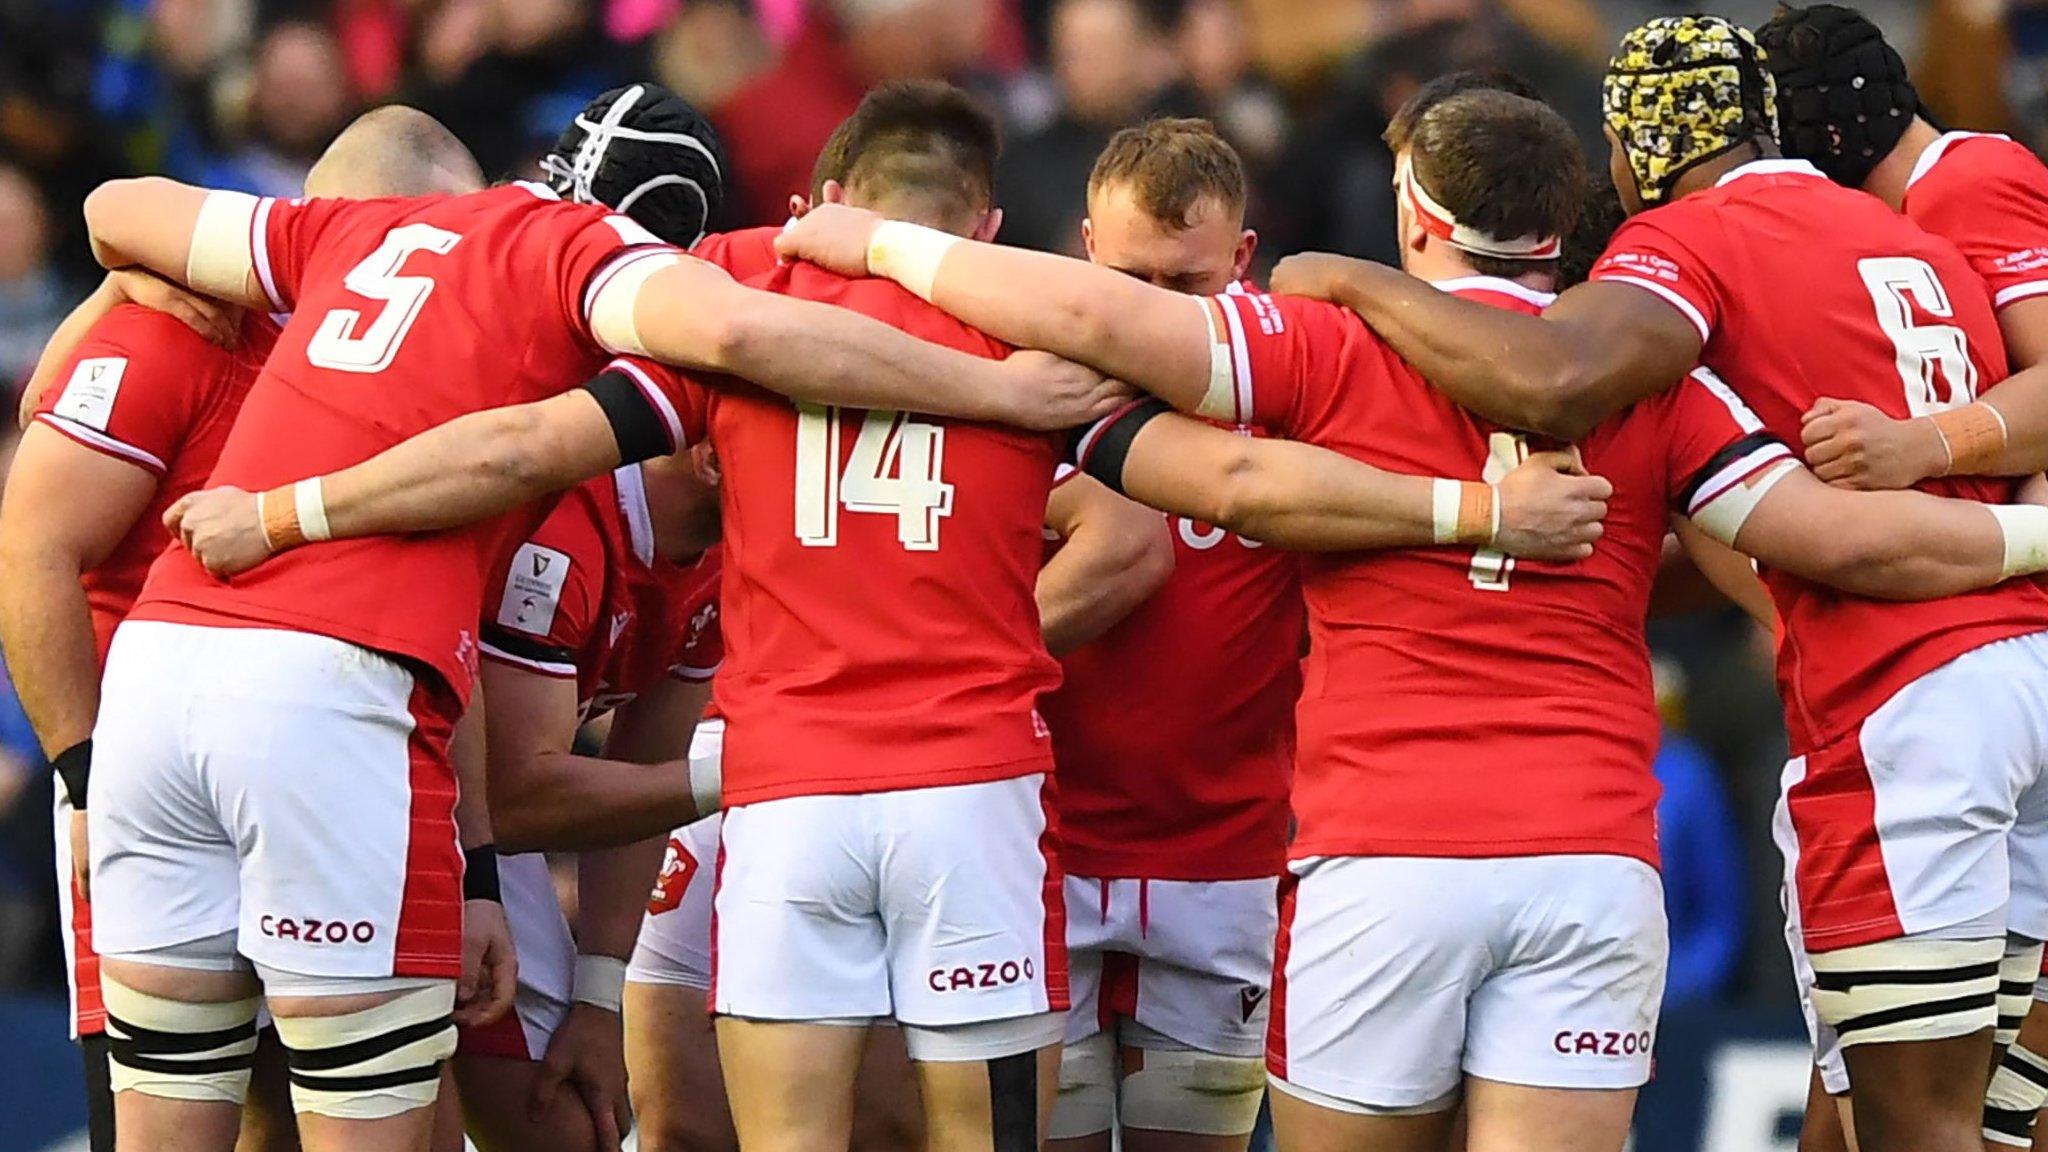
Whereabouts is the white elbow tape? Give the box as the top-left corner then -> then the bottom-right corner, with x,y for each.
589,251 -> 683,356
294,478 -> 331,542
186,191 -> 262,300
1991,504 -> 2048,578
572,954 -> 628,1013
866,221 -> 958,301
1689,459 -> 1796,546
1194,297 -> 1240,422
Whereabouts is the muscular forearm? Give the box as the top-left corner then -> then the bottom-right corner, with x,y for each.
1037,530 -> 1168,654
576,838 -> 667,959
0,556 -> 102,756
1748,491 -> 2014,600
491,751 -> 700,853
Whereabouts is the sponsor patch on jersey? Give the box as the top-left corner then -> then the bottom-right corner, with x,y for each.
496,544 -> 572,635
53,358 -> 128,431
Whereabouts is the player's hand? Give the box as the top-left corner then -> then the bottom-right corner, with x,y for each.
1493,449 -> 1611,561
773,202 -> 885,276
108,268 -> 241,348
69,811 -> 90,901
1269,252 -> 1364,304
455,897 -> 518,1028
993,350 -> 1135,431
531,1003 -> 631,1152
1801,398 -> 1947,490
163,487 -> 272,578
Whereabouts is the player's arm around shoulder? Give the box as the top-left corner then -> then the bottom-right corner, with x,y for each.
1038,473 -> 1174,655
82,178 -> 277,310
1074,398 -> 1610,559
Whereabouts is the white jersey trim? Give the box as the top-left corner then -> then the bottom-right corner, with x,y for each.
613,462 -> 657,568
478,640 -> 578,679
670,659 -> 723,683
1431,276 -> 1557,308
1688,442 -> 1794,513
1601,276 -> 1712,344
1908,131 -> 2012,191
1994,281 -> 2048,310
1715,159 -> 1826,187
1220,295 -> 1254,423
35,414 -> 167,474
608,358 -> 685,450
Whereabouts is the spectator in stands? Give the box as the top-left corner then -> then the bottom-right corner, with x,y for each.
998,0 -> 1195,252
714,0 -> 995,225
191,19 -> 360,198
0,165 -> 66,389
417,0 -> 633,179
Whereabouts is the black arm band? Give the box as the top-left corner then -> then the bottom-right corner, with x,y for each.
1074,398 -> 1175,496
54,740 -> 91,810
584,369 -> 677,465
463,844 -> 503,903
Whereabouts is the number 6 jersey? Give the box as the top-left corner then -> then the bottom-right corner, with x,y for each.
1590,158 -> 2048,754
130,183 -> 693,710
608,261 -> 1063,807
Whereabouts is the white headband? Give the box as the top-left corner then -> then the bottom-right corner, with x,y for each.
1397,156 -> 1561,262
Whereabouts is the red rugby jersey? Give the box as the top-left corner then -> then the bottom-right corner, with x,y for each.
130,183 -> 694,711
1040,452 -> 1303,882
613,262 -> 1063,807
32,304 -> 277,1036
34,306 -> 278,661
1902,132 -> 2048,313
1159,278 -> 1783,867
1591,159 -> 2048,753
692,225 -> 783,283
479,466 -> 723,719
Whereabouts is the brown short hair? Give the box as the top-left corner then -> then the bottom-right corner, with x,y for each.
1397,89 -> 1586,280
1087,118 -> 1246,231
1382,69 -> 1545,156
810,81 -> 1000,225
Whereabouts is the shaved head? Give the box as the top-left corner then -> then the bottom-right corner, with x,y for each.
304,106 -> 484,199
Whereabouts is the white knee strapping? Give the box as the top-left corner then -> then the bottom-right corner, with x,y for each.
271,982 -> 456,1119
100,976 -> 260,1104
1985,1044 -> 2048,1148
1049,1030 -> 1116,1140
1121,1046 -> 1267,1136
1808,937 -> 2003,1049
1267,1073 -> 1456,1117
2000,939 -> 2043,1048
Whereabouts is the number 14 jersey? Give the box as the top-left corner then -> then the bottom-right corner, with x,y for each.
1591,159 -> 2048,754
612,261 -> 1062,807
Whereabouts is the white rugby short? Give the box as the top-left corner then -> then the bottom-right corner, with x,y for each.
627,721 -> 725,991
710,772 -> 1067,1032
88,621 -> 463,983
1269,854 -> 1667,1110
1779,631 -> 2048,952
1064,874 -> 1278,1058
456,852 -> 572,1061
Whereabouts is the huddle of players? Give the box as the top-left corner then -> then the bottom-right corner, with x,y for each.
17,6 -> 2048,1152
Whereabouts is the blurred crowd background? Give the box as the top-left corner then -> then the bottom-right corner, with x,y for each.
0,0 -> 2039,1026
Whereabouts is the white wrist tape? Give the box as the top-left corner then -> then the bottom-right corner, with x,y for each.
867,221 -> 958,301
572,954 -> 627,1012
186,191 -> 261,301
1990,504 -> 2048,579
1430,479 -> 1498,545
1431,479 -> 1462,544
688,751 -> 722,816
294,478 -> 331,542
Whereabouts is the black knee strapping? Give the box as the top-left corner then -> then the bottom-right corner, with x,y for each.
989,1050 -> 1038,1152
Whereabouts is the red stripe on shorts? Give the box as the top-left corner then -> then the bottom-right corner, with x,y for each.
71,875 -> 106,1035
1266,869 -> 1298,1080
1786,733 -> 1905,951
1099,951 -> 1140,1034
1038,777 -> 1070,1012
394,683 -> 463,977
455,1007 -> 535,1061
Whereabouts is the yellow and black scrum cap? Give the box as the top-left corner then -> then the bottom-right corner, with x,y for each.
1604,15 -> 1778,206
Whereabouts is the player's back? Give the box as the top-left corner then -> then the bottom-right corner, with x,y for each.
1209,281 -> 1777,867
133,182 -> 675,702
1593,160 -> 2048,749
698,262 -> 1062,806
